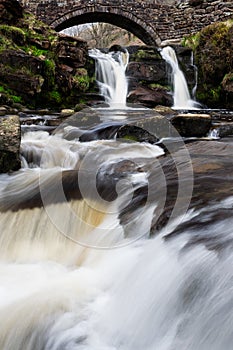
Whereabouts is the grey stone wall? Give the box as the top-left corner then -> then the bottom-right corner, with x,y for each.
20,0 -> 233,45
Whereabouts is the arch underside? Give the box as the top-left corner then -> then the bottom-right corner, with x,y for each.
51,12 -> 160,46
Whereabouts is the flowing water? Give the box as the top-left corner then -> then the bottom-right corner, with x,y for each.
89,49 -> 129,108
1,48 -> 233,350
161,46 -> 200,109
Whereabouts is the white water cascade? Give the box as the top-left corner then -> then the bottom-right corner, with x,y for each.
89,48 -> 129,108
1,45 -> 233,349
161,46 -> 200,109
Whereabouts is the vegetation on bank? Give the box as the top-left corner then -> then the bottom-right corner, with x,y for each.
183,19 -> 233,108
0,3 -> 96,109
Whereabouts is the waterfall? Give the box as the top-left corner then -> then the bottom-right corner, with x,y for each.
89,48 -> 129,108
161,46 -> 200,109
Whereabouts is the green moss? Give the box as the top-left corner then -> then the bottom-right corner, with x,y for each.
22,45 -> 48,57
11,95 -> 22,103
73,69 -> 93,92
0,84 -> 24,104
148,83 -> 170,90
182,32 -> 201,50
48,90 -> 62,104
184,20 -> 233,108
44,59 -> 56,87
122,135 -> 137,141
196,85 -> 222,106
0,25 -> 26,44
0,85 -> 7,93
223,72 -> 233,82
131,49 -> 160,62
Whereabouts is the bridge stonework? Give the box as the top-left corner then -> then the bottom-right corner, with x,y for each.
20,0 -> 233,45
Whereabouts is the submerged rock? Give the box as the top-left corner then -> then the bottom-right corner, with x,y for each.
0,115 -> 21,173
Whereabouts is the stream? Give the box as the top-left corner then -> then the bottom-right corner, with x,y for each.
0,48 -> 233,350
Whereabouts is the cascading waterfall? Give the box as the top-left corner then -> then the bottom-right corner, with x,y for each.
161,46 -> 200,109
89,48 -> 129,108
1,48 -> 233,350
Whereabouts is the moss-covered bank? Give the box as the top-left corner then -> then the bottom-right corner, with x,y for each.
183,20 -> 233,109
0,0 -> 95,109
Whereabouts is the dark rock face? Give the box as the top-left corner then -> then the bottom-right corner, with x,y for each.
56,35 -> 88,68
0,115 -> 21,173
0,50 -> 45,99
127,61 -> 166,84
128,86 -> 173,108
126,46 -> 168,96
0,0 -> 23,25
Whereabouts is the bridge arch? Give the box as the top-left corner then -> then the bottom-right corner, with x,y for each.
21,0 -> 233,47
37,4 -> 160,46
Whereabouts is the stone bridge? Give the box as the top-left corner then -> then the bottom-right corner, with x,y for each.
20,0 -> 233,45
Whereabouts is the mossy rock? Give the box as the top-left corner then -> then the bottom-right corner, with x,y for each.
0,115 -> 21,173
183,20 -> 233,108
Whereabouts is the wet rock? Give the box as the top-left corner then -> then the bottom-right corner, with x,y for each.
154,105 -> 178,117
109,45 -> 127,53
117,124 -> 158,144
127,86 -> 172,108
171,113 -> 211,137
96,159 -> 146,202
149,139 -> 233,237
0,115 -> 21,173
60,109 -> 75,118
78,123 -> 121,142
213,123 -> 233,138
0,107 -> 7,116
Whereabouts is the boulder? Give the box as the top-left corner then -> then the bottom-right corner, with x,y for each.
56,34 -> 88,68
0,115 -> 21,173
127,86 -> 172,108
116,125 -> 158,144
0,65 -> 44,98
171,113 -> 211,137
0,50 -> 44,75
